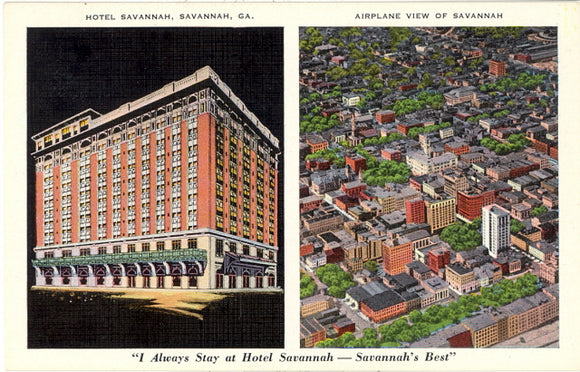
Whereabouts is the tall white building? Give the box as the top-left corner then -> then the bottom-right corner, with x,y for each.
482,204 -> 510,258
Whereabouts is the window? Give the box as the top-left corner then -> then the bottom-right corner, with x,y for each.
113,245 -> 121,254
61,126 -> 71,139
80,248 -> 90,256
62,250 -> 72,257
98,247 -> 107,255
229,272 -> 236,288
128,244 -> 136,253
157,241 -> 165,251
256,274 -> 263,288
215,273 -> 223,288
172,240 -> 181,250
188,276 -> 198,287
243,245 -> 250,256
142,243 -> 150,252
188,239 -> 197,250
268,274 -> 275,287
216,239 -> 224,257
44,251 -> 54,258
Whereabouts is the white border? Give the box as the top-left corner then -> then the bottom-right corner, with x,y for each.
4,2 -> 580,371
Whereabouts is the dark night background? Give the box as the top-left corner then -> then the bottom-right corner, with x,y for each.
27,28 -> 284,348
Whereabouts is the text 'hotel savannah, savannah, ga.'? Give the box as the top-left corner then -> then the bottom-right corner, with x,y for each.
31,66 -> 280,290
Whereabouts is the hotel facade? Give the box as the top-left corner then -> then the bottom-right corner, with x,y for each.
31,66 -> 280,290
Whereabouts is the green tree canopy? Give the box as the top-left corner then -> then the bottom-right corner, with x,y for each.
316,264 -> 356,299
532,205 -> 548,217
440,222 -> 482,251
510,218 -> 526,234
363,260 -> 378,272
300,272 -> 317,299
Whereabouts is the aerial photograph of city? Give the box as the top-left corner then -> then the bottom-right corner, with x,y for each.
299,27 -> 558,348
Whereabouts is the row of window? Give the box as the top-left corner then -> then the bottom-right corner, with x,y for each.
214,238 -> 274,259
42,239 -> 199,259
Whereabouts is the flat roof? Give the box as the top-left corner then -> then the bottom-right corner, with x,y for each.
33,66 -> 279,150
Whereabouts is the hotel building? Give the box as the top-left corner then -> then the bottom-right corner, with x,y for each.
31,66 -> 280,290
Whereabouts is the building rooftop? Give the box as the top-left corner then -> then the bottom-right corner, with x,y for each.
406,260 -> 431,274
462,313 -> 497,332
301,317 -> 325,337
447,263 -> 472,276
543,284 -> 559,300
361,290 -> 405,312
33,66 -> 280,151
300,294 -> 332,307
410,323 -> 469,347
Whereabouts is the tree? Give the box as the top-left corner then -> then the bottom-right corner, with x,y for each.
532,205 -> 548,217
365,91 -> 377,101
417,72 -> 433,90
333,332 -> 356,347
470,217 -> 482,230
443,56 -> 456,66
480,133 -> 530,155
409,309 -> 423,324
316,264 -> 356,299
362,327 -> 378,340
363,260 -> 378,272
510,218 -> 525,234
469,57 -> 484,69
362,159 -> 411,186
309,92 -> 321,101
388,27 -> 412,48
440,223 -> 482,251
469,27 -> 524,39
368,78 -> 384,90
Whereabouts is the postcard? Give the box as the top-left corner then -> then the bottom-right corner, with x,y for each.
3,1 -> 580,371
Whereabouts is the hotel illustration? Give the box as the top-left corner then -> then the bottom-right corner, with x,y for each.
31,66 -> 280,290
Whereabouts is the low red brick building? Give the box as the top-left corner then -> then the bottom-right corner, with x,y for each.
445,141 -> 470,156
346,154 -> 367,174
333,318 -> 356,336
300,243 -> 314,257
428,247 -> 451,274
447,328 -> 474,347
398,121 -> 423,136
375,109 -> 396,124
341,180 -> 367,197
381,148 -> 403,162
335,195 -> 359,211
305,158 -> 331,172
300,317 -> 326,348
360,290 -> 406,323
